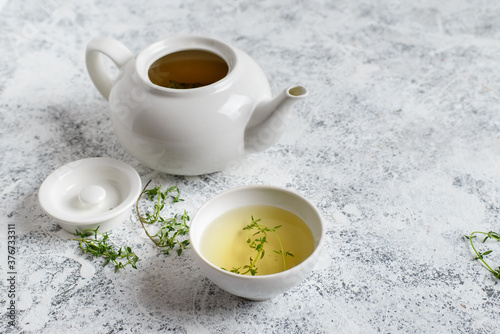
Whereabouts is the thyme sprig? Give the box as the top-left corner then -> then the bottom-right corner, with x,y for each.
225,216 -> 293,276
74,227 -> 139,272
136,180 -> 190,256
465,231 -> 500,279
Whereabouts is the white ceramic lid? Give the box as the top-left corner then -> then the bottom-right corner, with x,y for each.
38,157 -> 142,231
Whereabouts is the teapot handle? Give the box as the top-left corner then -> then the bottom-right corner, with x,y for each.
86,38 -> 134,100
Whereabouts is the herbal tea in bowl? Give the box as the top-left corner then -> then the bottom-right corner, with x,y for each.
190,185 -> 324,300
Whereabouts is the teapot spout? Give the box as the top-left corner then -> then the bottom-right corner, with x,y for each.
244,85 -> 308,154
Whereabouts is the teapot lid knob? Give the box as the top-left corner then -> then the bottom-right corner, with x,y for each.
78,185 -> 107,206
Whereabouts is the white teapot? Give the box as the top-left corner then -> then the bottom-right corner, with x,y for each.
86,35 -> 308,175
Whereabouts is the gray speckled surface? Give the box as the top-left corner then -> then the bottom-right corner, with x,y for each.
1,0 -> 500,333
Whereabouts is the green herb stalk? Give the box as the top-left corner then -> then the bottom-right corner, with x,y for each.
74,227 -> 139,272
465,231 -> 500,279
225,216 -> 293,276
136,180 -> 190,256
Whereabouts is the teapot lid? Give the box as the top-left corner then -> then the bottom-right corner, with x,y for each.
38,157 -> 142,233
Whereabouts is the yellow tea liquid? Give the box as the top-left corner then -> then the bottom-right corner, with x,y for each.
201,205 -> 315,276
148,50 -> 228,89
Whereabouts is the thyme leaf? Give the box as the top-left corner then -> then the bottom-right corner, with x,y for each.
465,231 -> 500,279
226,216 -> 293,276
73,227 -> 139,272
136,180 -> 190,255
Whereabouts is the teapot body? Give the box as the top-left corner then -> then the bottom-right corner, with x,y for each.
87,36 -> 272,175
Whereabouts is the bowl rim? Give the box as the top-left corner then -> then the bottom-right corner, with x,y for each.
190,184 -> 325,279
38,157 -> 142,225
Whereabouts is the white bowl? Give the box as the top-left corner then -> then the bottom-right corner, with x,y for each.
190,185 -> 325,300
38,157 -> 142,233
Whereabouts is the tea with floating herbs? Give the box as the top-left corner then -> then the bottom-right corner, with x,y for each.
201,205 -> 315,276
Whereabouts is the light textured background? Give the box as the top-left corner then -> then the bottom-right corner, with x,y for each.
1,0 -> 500,333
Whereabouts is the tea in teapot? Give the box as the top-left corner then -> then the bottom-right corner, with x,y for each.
148,50 -> 229,89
